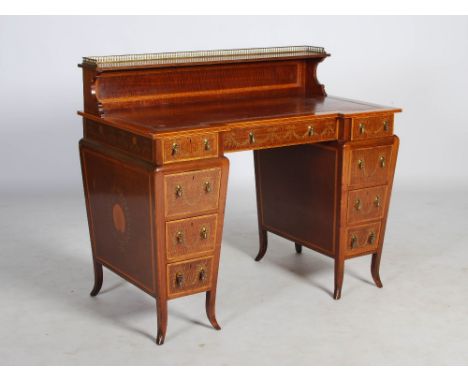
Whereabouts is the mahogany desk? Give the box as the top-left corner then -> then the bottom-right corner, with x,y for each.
78,46 -> 401,345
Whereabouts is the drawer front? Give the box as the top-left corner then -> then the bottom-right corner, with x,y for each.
346,222 -> 381,256
161,133 -> 218,164
167,257 -> 213,298
164,167 -> 221,219
223,117 -> 338,152
347,185 -> 387,225
349,145 -> 393,187
166,214 -> 218,261
351,115 -> 393,141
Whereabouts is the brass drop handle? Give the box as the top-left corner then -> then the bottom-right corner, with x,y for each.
359,123 -> 366,134
368,232 -> 376,245
354,199 -> 362,211
307,125 -> 314,137
358,159 -> 365,170
171,142 -> 179,156
200,227 -> 208,240
379,156 -> 386,168
374,195 -> 381,208
383,120 -> 389,132
204,181 -> 211,193
350,235 -> 358,249
175,185 -> 183,198
199,268 -> 207,282
203,138 -> 211,151
249,131 -> 256,144
175,272 -> 184,288
176,231 -> 184,244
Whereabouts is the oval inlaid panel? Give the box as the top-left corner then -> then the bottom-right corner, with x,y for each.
112,203 -> 126,234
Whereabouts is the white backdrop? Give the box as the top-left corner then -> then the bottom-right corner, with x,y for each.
1,16 -> 467,192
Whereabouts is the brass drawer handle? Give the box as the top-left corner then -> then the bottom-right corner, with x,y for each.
175,185 -> 183,198
354,199 -> 362,211
176,231 -> 184,244
379,156 -> 386,168
383,120 -> 389,132
368,232 -> 376,245
307,125 -> 314,137
199,268 -> 207,282
200,227 -> 208,240
175,272 -> 184,288
358,159 -> 365,170
249,131 -> 256,144
171,142 -> 179,156
203,138 -> 211,151
204,181 -> 211,193
374,195 -> 381,208
350,235 -> 358,249
359,123 -> 366,134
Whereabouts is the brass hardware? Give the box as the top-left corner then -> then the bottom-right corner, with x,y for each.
383,120 -> 389,132
358,159 -> 365,170
249,131 -> 256,144
379,156 -> 386,168
200,227 -> 208,240
175,185 -> 183,198
171,142 -> 179,156
175,272 -> 184,288
368,232 -> 376,245
204,181 -> 211,193
176,231 -> 184,244
374,195 -> 381,208
307,125 -> 314,137
359,123 -> 366,134
203,138 -> 211,151
350,235 -> 358,249
199,268 -> 207,282
354,199 -> 362,211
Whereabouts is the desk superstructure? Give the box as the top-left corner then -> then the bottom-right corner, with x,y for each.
78,46 -> 401,344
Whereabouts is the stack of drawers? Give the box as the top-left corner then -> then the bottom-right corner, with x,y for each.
160,134 -> 224,299
344,115 -> 397,258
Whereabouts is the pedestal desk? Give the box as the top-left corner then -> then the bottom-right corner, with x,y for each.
78,46 -> 401,344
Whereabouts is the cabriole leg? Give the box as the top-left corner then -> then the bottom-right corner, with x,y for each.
156,298 -> 168,345
371,252 -> 383,288
205,290 -> 221,330
90,259 -> 103,297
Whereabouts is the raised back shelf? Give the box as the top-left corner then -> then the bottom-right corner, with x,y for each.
80,46 -> 329,116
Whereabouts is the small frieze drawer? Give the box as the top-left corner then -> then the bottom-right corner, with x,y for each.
222,117 -> 338,152
166,214 -> 218,261
347,185 -> 387,225
346,222 -> 381,257
351,115 -> 393,141
160,133 -> 218,164
164,167 -> 221,219
348,144 -> 393,187
167,257 -> 213,298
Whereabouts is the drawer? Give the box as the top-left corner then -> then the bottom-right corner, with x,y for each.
166,214 -> 218,261
223,117 -> 338,152
167,257 -> 213,298
351,115 -> 393,141
347,185 -> 387,225
346,222 -> 381,257
164,167 -> 221,219
161,133 -> 218,164
349,145 -> 393,187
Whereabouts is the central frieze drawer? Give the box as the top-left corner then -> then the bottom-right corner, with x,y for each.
347,185 -> 387,224
164,167 -> 221,219
223,118 -> 338,152
167,257 -> 213,298
166,214 -> 218,261
348,145 -> 393,187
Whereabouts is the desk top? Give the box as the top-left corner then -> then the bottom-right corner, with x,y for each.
80,95 -> 400,137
